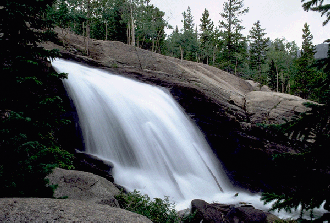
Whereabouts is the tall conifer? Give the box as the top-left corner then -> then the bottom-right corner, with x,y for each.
200,9 -> 214,64
219,0 -> 249,74
248,20 -> 269,83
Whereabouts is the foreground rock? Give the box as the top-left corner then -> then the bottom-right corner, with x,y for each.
0,198 -> 152,223
47,168 -> 120,207
190,199 -> 280,223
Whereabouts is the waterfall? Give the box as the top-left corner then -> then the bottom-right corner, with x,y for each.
52,59 -> 326,218
52,59 -> 231,204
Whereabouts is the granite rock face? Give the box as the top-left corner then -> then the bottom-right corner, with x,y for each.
47,168 -> 120,207
246,91 -> 311,124
0,198 -> 152,223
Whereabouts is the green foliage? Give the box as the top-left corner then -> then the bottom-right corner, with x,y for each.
0,111 -> 74,197
165,26 -> 182,58
134,3 -> 168,52
180,7 -> 200,61
248,20 -> 270,84
260,101 -> 330,218
48,0 -> 167,49
1,0 -> 74,197
218,0 -> 249,74
266,38 -> 299,93
302,0 -> 330,26
199,9 -> 215,64
293,23 -> 317,99
115,190 -> 181,223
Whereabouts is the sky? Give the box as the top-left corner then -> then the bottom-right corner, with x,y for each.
150,0 -> 329,47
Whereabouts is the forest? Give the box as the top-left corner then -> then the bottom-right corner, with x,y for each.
0,0 -> 330,221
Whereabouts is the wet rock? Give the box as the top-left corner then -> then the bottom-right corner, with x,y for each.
191,199 -> 274,223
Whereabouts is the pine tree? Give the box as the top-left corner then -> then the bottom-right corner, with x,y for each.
1,0 -> 73,197
302,0 -> 330,26
219,0 -> 249,74
135,3 -> 167,52
294,23 -> 316,99
180,6 -> 199,61
248,20 -> 269,83
261,9 -> 330,218
200,8 -> 214,64
165,25 -> 182,59
266,38 -> 298,93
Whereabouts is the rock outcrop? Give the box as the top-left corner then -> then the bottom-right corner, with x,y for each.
47,168 -> 120,207
0,198 -> 152,223
245,80 -> 272,92
190,199 -> 279,223
246,91 -> 312,124
43,28 -> 313,192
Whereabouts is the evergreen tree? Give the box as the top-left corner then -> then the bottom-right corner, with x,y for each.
261,5 -> 330,218
1,0 -> 73,197
266,38 -> 298,93
302,0 -> 330,26
180,6 -> 199,61
248,20 -> 269,83
218,0 -> 249,74
165,26 -> 182,58
135,3 -> 167,52
200,8 -> 214,64
294,23 -> 316,99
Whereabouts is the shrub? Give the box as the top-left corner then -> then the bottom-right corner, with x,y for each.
115,190 -> 181,223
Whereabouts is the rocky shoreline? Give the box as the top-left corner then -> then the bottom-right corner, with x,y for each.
1,168 -> 280,222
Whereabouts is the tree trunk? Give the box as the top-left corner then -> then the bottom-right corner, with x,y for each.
276,65 -> 279,93
180,45 -> 183,61
130,1 -> 135,46
85,0 -> 91,55
281,73 -> 284,93
127,24 -> 131,45
235,57 -> 238,76
213,47 -> 216,64
105,22 -> 108,40
83,22 -> 85,37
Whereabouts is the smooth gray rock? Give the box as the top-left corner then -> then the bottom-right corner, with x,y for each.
0,198 -> 152,223
47,168 -> 120,207
246,91 -> 312,124
246,80 -> 272,92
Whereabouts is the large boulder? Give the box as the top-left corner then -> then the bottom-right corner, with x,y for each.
47,168 -> 120,207
246,91 -> 312,124
191,199 -> 229,222
245,80 -> 272,92
226,205 -> 267,223
190,199 -> 279,223
0,198 -> 152,223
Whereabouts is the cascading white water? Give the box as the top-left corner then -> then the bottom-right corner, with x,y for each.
52,58 -> 232,203
52,59 -> 326,219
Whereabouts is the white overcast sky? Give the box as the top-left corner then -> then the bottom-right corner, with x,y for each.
151,0 -> 329,47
